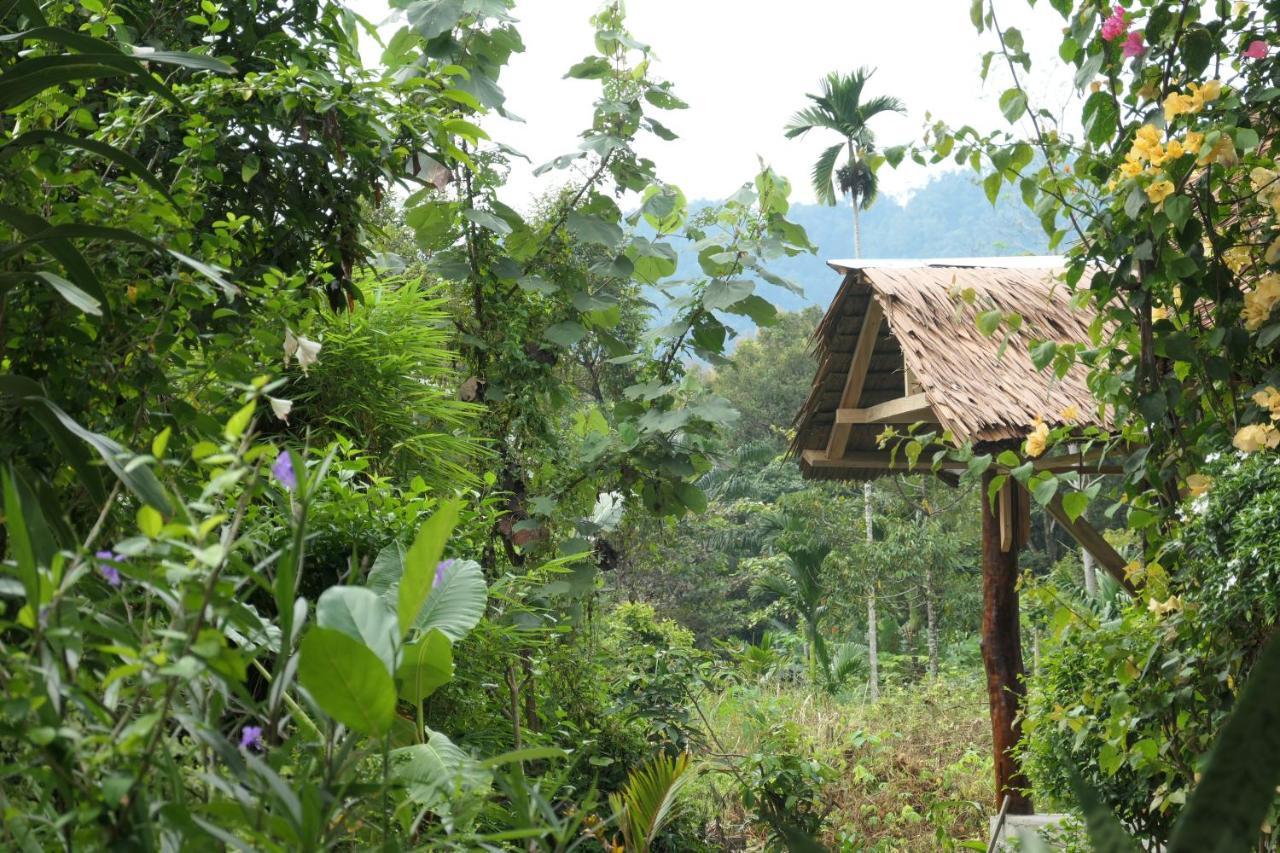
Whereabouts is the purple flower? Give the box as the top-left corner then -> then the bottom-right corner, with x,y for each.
240,725 -> 263,751
95,550 -> 122,587
271,450 -> 297,491
433,559 -> 455,589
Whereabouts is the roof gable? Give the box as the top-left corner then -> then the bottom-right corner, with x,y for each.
792,260 -> 1107,480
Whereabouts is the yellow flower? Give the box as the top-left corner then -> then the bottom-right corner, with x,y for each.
1164,92 -> 1194,122
1186,473 -> 1212,498
1223,245 -> 1252,273
1163,138 -> 1185,161
1250,167 -> 1278,199
1197,134 -> 1237,167
1268,237 -> 1280,266
1146,179 -> 1176,205
1188,80 -> 1222,111
1137,81 -> 1160,101
1243,275 -> 1280,330
1151,305 -> 1169,321
1183,130 -> 1205,157
1233,423 -> 1280,452
1148,595 -> 1182,615
1131,124 -> 1162,161
1025,419 -> 1050,458
1059,404 -> 1080,422
1253,386 -> 1280,419
1120,160 -> 1144,179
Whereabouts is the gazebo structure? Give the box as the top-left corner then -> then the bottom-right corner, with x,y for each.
790,257 -> 1134,815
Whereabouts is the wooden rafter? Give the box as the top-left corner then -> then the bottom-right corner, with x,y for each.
824,298 -> 884,460
835,392 -> 937,425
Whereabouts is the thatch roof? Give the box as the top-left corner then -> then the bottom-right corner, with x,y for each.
791,257 -> 1108,481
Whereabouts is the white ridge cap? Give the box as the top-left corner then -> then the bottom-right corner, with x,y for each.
827,256 -> 1065,271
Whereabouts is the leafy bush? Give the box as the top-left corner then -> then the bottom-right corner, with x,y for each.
602,603 -> 707,751
1175,451 -> 1280,653
285,279 -> 482,487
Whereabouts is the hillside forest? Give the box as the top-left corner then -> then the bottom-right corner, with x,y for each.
2,1 -> 1280,852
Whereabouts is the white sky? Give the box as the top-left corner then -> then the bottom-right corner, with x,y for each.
350,1 -> 1080,208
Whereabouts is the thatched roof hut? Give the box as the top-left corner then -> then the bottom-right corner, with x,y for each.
787,257 -> 1130,816
791,257 -> 1109,480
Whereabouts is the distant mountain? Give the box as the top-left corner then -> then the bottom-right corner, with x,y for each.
654,170 -> 1051,335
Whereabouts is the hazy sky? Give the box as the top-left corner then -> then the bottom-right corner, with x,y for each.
350,1 -> 1079,208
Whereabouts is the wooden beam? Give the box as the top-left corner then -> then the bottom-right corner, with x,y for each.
980,472 -> 1034,815
834,392 -> 937,425
1044,494 -> 1137,595
802,449 -> 968,471
825,299 -> 884,460
802,448 -> 1117,476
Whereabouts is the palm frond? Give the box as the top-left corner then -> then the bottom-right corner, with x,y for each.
783,106 -> 843,139
858,93 -> 907,121
810,142 -> 843,206
608,751 -> 699,853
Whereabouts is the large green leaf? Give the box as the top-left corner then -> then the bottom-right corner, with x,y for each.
391,729 -> 491,825
396,628 -> 454,704
316,586 -> 399,674
0,375 -> 106,503
397,500 -> 462,637
565,212 -> 623,248
0,204 -> 107,312
40,399 -> 171,513
1168,633 -> 1280,852
413,559 -> 486,641
367,540 -> 407,600
702,279 -> 755,311
2,468 -> 39,606
0,270 -> 100,315
0,27 -> 235,74
298,627 -> 396,735
0,54 -> 182,109
2,131 -> 176,206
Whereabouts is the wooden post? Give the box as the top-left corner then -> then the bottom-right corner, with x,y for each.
980,472 -> 1034,815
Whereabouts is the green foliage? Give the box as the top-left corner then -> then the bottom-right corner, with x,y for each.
608,750 -> 701,853
1174,451 -> 1280,650
736,711 -> 840,847
603,603 -> 706,751
286,280 -> 482,486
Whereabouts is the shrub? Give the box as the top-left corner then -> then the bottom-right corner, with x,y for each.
284,278 -> 481,488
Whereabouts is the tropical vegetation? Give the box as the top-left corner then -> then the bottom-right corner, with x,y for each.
1,0 -> 1279,850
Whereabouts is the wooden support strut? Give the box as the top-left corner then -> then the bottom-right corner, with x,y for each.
824,298 -> 884,460
981,471 -> 1034,815
1044,493 -> 1137,595
834,392 -> 937,425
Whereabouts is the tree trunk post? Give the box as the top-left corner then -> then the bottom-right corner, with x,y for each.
864,480 -> 879,701
980,471 -> 1034,815
1082,546 -> 1099,597
925,563 -> 939,678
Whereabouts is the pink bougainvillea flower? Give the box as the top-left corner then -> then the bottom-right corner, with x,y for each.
1122,31 -> 1146,57
1101,5 -> 1128,41
1243,39 -> 1268,59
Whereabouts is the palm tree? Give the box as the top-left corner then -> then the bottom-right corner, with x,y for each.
785,68 -> 904,258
